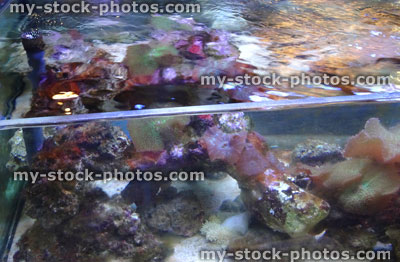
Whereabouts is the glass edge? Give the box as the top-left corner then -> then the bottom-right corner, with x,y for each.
1,92 -> 400,130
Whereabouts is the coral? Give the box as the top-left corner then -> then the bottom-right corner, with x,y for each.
344,118 -> 400,164
216,112 -> 251,133
123,44 -> 170,84
308,159 -> 400,215
6,129 -> 28,171
179,35 -> 207,60
306,118 -> 400,216
200,216 -> 239,246
189,115 -> 215,136
200,126 -> 247,165
310,158 -> 370,191
90,180 -> 131,198
241,169 -> 330,237
26,54 -> 128,117
15,198 -> 165,262
23,15 -> 250,116
151,15 -> 194,32
198,117 -> 330,237
128,118 -> 166,152
127,116 -> 190,152
33,122 -> 131,172
166,235 -> 224,262
123,16 -> 240,88
293,139 -> 344,166
24,180 -> 80,229
125,151 -> 169,171
143,191 -> 205,237
338,163 -> 400,215
234,132 -> 271,178
200,126 -> 271,177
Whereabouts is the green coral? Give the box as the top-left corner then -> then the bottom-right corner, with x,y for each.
150,16 -> 193,31
148,45 -> 179,59
124,44 -> 158,76
128,116 -> 190,152
124,43 -> 180,76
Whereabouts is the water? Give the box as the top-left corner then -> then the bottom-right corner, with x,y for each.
0,0 -> 399,118
1,0 -> 400,261
0,101 -> 399,261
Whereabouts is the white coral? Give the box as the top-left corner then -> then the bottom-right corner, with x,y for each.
200,216 -> 238,246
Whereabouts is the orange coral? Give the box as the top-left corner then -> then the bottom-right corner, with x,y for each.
309,158 -> 400,215
310,158 -> 369,191
344,118 -> 400,164
306,118 -> 400,215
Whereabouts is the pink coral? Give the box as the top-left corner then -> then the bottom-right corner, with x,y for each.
200,126 -> 247,165
344,118 -> 400,164
234,132 -> 271,177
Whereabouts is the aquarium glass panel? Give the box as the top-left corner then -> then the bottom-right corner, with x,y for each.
0,101 -> 399,261
0,129 -> 25,260
0,0 -> 399,119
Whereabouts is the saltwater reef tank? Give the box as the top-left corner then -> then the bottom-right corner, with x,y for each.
1,0 -> 400,261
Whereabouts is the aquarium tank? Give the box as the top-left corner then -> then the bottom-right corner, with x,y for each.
0,0 -> 400,261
